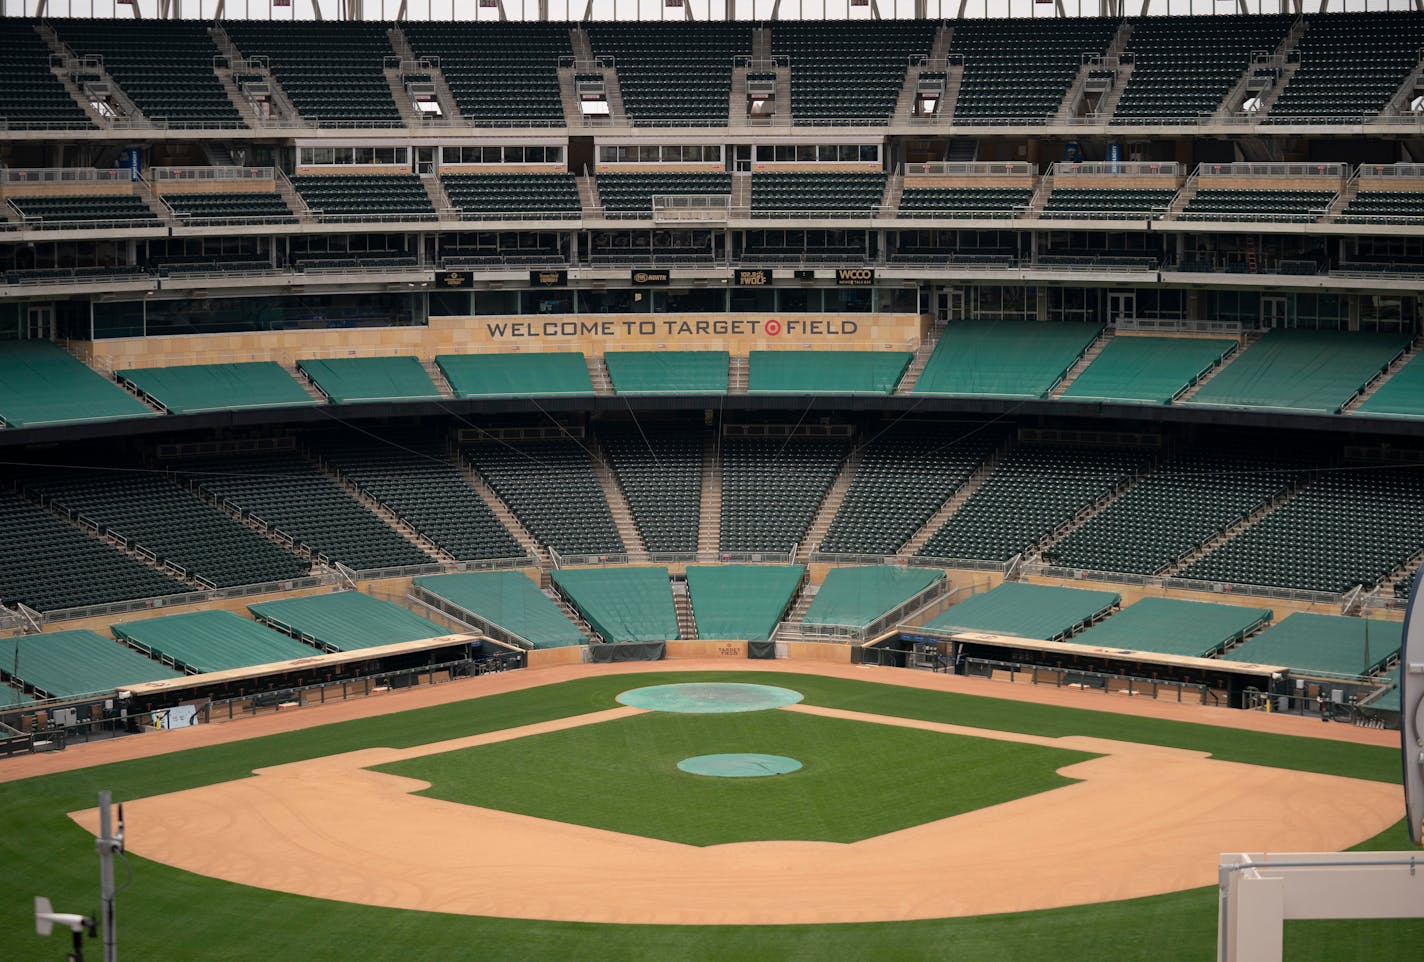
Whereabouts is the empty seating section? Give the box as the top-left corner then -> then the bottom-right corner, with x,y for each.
20,470 -> 310,588
414,570 -> 587,648
1113,16 -> 1289,123
1179,467 -> 1424,593
820,426 -> 1002,555
899,186 -> 1033,217
604,351 -> 728,395
442,174 -> 581,219
164,192 -> 296,225
1338,190 -> 1424,223
1061,336 -> 1236,404
9,194 -> 159,229
925,582 -> 1119,640
1069,597 -> 1271,658
912,320 -> 1102,398
117,362 -> 316,415
684,564 -> 804,641
1223,612 -> 1401,675
802,565 -> 944,629
0,489 -> 189,612
1267,12 -> 1424,123
773,21 -> 935,122
550,566 -> 678,642
599,425 -> 702,554
596,173 -> 732,214
1181,188 -> 1336,222
8,630 -> 181,698
290,175 -> 436,221
0,22 -> 92,127
590,23 -> 751,124
403,22 -> 569,125
951,18 -> 1118,123
720,435 -> 847,552
53,19 -> 243,127
1185,329 -> 1410,413
747,351 -> 911,396
176,450 -> 435,571
917,443 -> 1149,562
225,21 -> 400,125
311,434 -> 524,563
248,591 -> 449,651
464,440 -> 623,555
751,173 -> 886,216
112,609 -> 317,672
1043,448 -> 1300,575
297,356 -> 442,404
437,353 -> 593,398
1357,354 -> 1424,419
1041,187 -> 1176,219
0,342 -> 157,428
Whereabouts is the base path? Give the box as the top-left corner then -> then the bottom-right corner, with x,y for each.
71,694 -> 1400,926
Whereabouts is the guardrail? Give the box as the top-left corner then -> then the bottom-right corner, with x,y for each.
3,167 -> 124,184
150,166 -> 275,181
903,161 -> 1034,177
1357,162 -> 1424,179
1022,562 -> 1347,606
1197,161 -> 1347,179
408,586 -> 537,651
1052,160 -> 1181,177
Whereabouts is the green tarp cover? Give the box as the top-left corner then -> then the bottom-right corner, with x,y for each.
927,582 -> 1121,641
248,591 -> 450,651
436,352 -> 593,398
912,320 -> 1101,399
685,564 -> 805,640
0,341 -> 157,428
414,570 -> 587,648
1357,352 -> 1424,420
551,566 -> 679,643
748,350 -> 913,395
1184,329 -> 1411,414
9,629 -> 181,697
1069,597 -> 1272,658
118,362 -> 316,414
1366,665 -> 1401,712
110,611 -> 314,674
1224,612 -> 1401,676
1062,336 -> 1237,404
297,356 -> 442,404
604,351 -> 728,395
803,565 -> 944,629
0,685 -> 35,707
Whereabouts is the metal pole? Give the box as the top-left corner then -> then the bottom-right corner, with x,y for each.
95,791 -> 119,962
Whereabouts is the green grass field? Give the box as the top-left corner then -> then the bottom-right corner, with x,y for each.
378,708 -> 1097,844
0,669 -> 1418,961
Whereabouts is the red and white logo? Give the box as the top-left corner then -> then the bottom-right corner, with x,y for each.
764,319 -> 782,336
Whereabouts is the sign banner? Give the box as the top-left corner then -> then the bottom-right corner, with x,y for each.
529,269 -> 568,287
436,271 -> 473,288
836,268 -> 875,287
630,269 -> 670,286
735,269 -> 772,286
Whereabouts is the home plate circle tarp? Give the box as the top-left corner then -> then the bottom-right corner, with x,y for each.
615,682 -> 804,713
677,754 -> 803,778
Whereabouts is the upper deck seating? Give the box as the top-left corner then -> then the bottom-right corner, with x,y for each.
1267,12 -> 1424,123
0,21 -> 94,128
464,440 -> 624,556
772,20 -> 936,123
950,17 -> 1118,123
589,22 -> 752,124
403,21 -> 570,126
224,20 -> 401,125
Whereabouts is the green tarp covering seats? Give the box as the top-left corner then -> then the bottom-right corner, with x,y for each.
248,591 -> 451,652
1356,353 -> 1424,420
1068,597 -> 1272,658
748,351 -> 913,395
604,351 -> 729,395
436,352 -> 594,398
297,356 -> 442,404
111,610 -> 316,674
0,341 -> 157,428
117,362 -> 317,415
1223,612 -> 1401,676
912,320 -> 1102,399
0,686 -> 35,708
1061,336 -> 1237,404
803,565 -> 944,629
9,629 -> 181,698
685,564 -> 805,640
551,566 -> 679,643
414,571 -> 587,648
926,582 -> 1120,641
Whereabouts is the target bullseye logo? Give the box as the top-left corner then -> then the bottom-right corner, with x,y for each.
765,319 -> 783,336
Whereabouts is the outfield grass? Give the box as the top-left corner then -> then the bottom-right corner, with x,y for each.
378,709 -> 1096,845
0,669 -> 1416,961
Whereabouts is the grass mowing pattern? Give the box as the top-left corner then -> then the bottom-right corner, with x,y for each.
0,669 -> 1416,961
378,709 -> 1096,845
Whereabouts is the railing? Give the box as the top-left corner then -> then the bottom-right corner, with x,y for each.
3,167 -> 124,184
1356,162 -> 1424,179
1196,161 -> 1347,179
903,161 -> 1033,177
1020,561 -> 1347,606
651,193 -> 732,222
778,574 -> 955,645
409,585 -> 538,651
150,166 -> 275,181
1052,160 -> 1181,178
1115,317 -> 1244,335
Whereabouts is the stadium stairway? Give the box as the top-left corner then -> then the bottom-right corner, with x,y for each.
289,363 -> 331,403
672,576 -> 699,639
589,436 -> 649,560
304,446 -> 459,564
895,323 -> 946,395
727,354 -> 749,393
1173,331 -> 1261,401
41,24 -> 148,125
896,436 -> 1011,556
586,355 -> 614,395
272,171 -> 315,221
458,460 -> 550,566
783,578 -> 818,625
210,26 -> 303,126
419,359 -> 457,399
385,27 -> 462,125
697,433 -> 722,557
539,577 -> 604,642
1047,329 -> 1114,399
879,173 -> 905,218
798,445 -> 862,563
